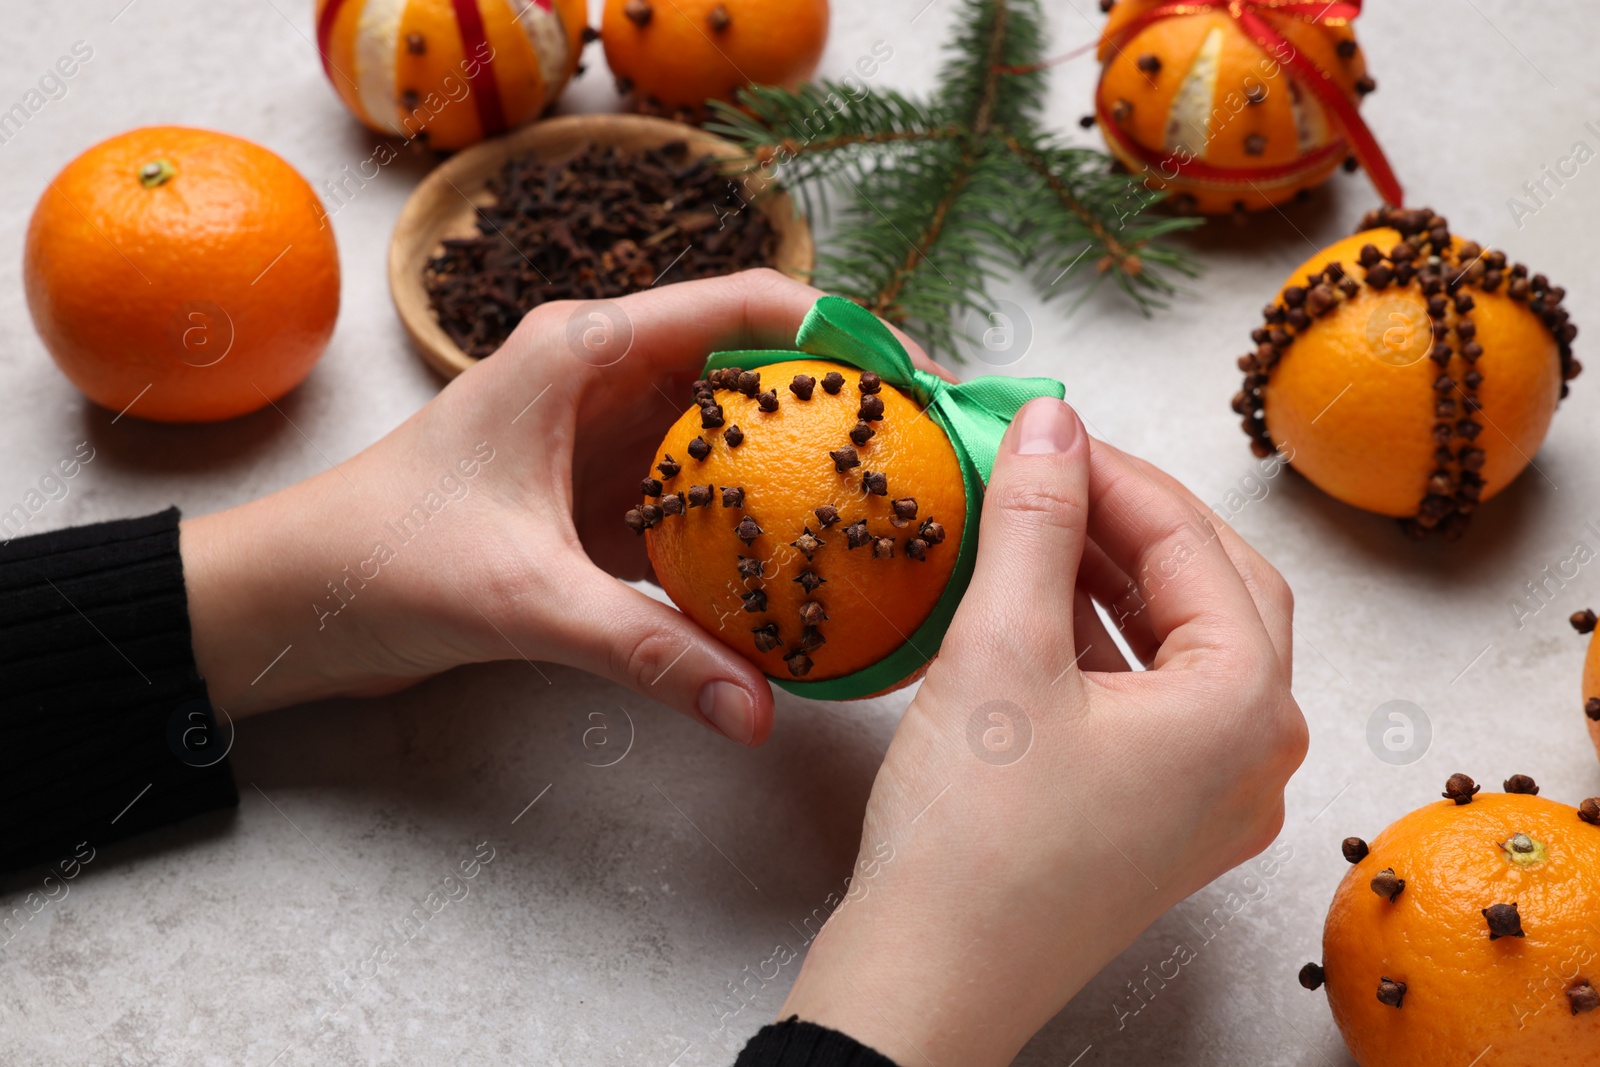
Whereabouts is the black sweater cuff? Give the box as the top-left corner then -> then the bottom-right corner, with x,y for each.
735,1018 -> 901,1067
0,507 -> 237,874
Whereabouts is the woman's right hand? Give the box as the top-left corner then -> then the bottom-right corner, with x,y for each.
778,397 -> 1308,1066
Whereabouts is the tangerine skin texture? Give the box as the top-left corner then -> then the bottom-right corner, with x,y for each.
1263,230 -> 1560,517
601,0 -> 829,112
1323,794 -> 1600,1067
1097,0 -> 1367,213
1582,633 -> 1600,762
24,127 -> 340,423
644,359 -> 965,684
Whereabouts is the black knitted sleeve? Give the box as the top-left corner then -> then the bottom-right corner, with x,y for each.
0,508 -> 237,874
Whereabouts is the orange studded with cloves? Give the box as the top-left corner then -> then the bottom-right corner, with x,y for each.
1304,777 -> 1600,1067
628,359 -> 965,686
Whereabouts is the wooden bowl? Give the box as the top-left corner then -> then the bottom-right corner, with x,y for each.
388,113 -> 815,379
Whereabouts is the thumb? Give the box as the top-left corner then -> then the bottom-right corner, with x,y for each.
958,397 -> 1091,653
547,567 -> 776,747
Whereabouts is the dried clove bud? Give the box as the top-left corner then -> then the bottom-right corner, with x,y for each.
872,536 -> 895,559
741,588 -> 767,613
1443,773 -> 1481,804
790,374 -> 816,400
905,537 -> 928,561
793,569 -> 826,593
1569,982 -> 1600,1015
1376,977 -> 1407,1009
799,601 -> 828,627
1504,774 -> 1540,795
737,370 -> 761,396
641,477 -> 663,497
784,650 -> 813,676
723,425 -> 744,447
661,492 -> 686,516
624,508 -> 646,535
814,504 -> 841,528
1136,53 -> 1161,75
1341,837 -> 1369,864
757,389 -> 779,412
688,437 -> 712,461
1580,798 -> 1600,825
737,555 -> 763,579
687,484 -> 713,508
624,0 -> 652,26
859,394 -> 885,421
859,371 -> 882,394
830,446 -> 861,472
919,519 -> 946,545
862,470 -> 888,496
790,527 -> 824,559
1298,963 -> 1325,990
1587,697 -> 1600,721
707,2 -> 731,30
701,404 -> 725,429
1483,903 -> 1525,940
849,421 -> 876,446
735,517 -> 762,544
844,520 -> 870,549
752,623 -> 782,653
722,486 -> 745,508
1370,868 -> 1405,902
1572,608 -> 1598,634
406,32 -> 427,54
657,455 -> 681,479
821,371 -> 845,394
639,504 -> 663,526
892,497 -> 918,522
798,626 -> 825,650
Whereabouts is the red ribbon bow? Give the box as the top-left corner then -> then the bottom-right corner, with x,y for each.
1101,0 -> 1403,206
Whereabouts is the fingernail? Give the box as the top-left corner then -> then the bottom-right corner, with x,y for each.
1014,398 -> 1083,455
698,680 -> 754,745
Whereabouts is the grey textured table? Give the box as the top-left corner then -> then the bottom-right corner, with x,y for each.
4,2 -> 1599,1064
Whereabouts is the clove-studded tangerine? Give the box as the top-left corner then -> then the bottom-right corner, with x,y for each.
1237,206 -> 1578,540
1304,783 -> 1600,1066
635,358 -> 966,690
1568,607 -> 1600,765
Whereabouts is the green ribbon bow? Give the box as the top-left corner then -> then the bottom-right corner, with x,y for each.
704,295 -> 1065,700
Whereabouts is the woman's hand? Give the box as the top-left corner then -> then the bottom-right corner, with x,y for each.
778,397 -> 1308,1065
180,270 -> 950,744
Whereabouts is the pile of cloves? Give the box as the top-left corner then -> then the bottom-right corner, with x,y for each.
624,366 -> 950,676
1234,205 -> 1579,541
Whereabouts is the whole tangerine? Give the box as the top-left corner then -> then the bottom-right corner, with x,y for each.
315,0 -> 589,151
1304,776 -> 1600,1067
1095,0 -> 1388,214
632,361 -> 964,691
601,0 -> 828,114
1236,205 -> 1578,539
24,127 -> 340,423
1567,608 -> 1600,764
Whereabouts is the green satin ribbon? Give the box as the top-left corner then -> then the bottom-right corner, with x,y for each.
704,295 -> 1065,700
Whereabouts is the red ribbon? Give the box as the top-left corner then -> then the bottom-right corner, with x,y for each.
1100,0 -> 1402,206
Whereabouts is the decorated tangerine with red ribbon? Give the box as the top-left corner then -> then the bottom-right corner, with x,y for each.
314,0 -> 588,151
1094,0 -> 1400,215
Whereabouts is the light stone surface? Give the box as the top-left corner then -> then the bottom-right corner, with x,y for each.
3,2 -> 1600,1064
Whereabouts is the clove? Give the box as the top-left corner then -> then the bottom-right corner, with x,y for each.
790,374 -> 816,400
624,0 -> 652,26
905,538 -> 928,561
657,455 -> 681,479
737,555 -> 763,579
850,421 -> 876,447
872,537 -> 895,559
1572,608 -> 1598,634
1580,798 -> 1600,825
688,437 -> 712,461
641,477 -> 663,497
798,626 -> 825,651
752,623 -> 782,653
661,492 -> 686,516
757,389 -> 779,412
830,446 -> 861,472
791,527 -> 824,559
1587,697 -> 1600,721
737,370 -> 761,396
814,504 -> 841,528
794,569 -> 826,593
742,589 -> 768,613
687,484 -> 713,508
799,601 -> 828,627
822,371 -> 844,394
1376,978 -> 1406,1009
1443,773 -> 1481,804
892,497 -> 918,522
1483,903 -> 1525,940
919,519 -> 946,545
735,517 -> 762,544
784,650 -> 813,676
723,425 -> 744,447
1504,774 -> 1540,795
859,371 -> 882,394
1341,837 -> 1369,864
859,394 -> 885,421
1298,963 -> 1325,991
624,508 -> 646,535
701,403 -> 725,429
722,486 -> 745,508
844,520 -> 870,549
1370,868 -> 1405,902
862,470 -> 888,496
1569,982 -> 1600,1015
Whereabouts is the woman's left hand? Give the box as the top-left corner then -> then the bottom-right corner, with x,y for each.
182,270 -> 950,744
